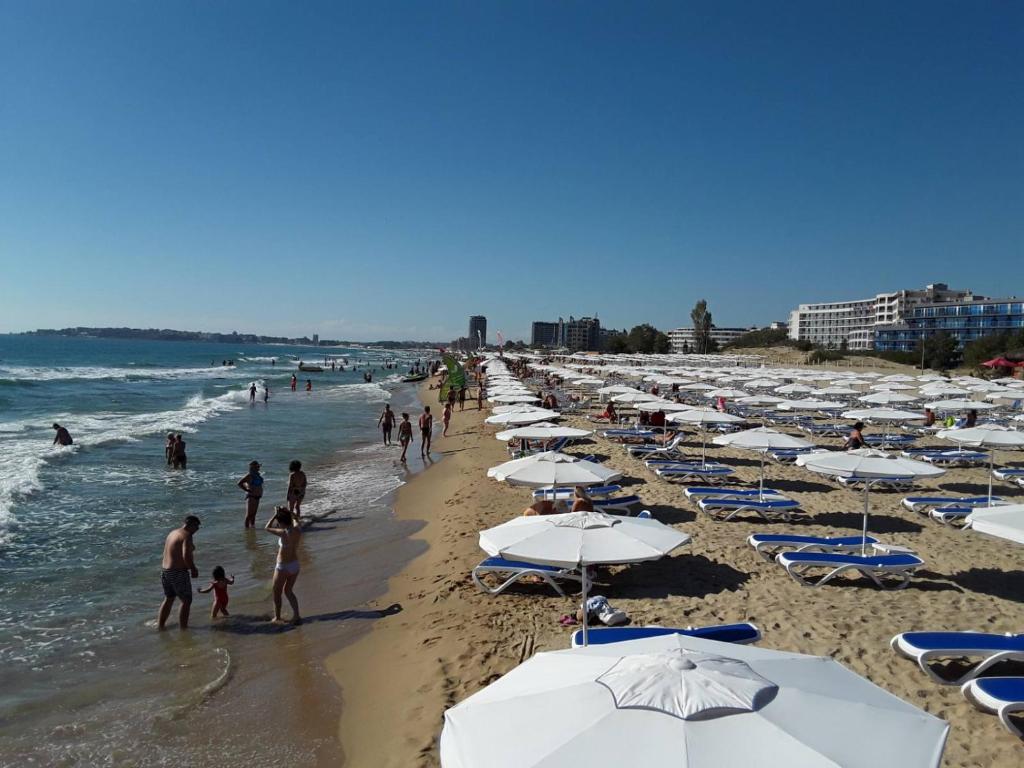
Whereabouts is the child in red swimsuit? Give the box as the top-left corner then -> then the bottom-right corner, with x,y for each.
197,566 -> 235,618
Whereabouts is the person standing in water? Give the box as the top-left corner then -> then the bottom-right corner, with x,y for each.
378,403 -> 396,445
290,374 -> 297,391
237,460 -> 264,528
442,402 -> 452,436
305,379 -> 312,392
419,406 -> 433,458
165,433 -> 175,465
52,423 -> 73,446
263,385 -> 270,404
398,413 -> 413,462
249,383 -> 257,403
265,506 -> 301,625
171,434 -> 187,469
287,460 -> 307,521
157,515 -> 201,630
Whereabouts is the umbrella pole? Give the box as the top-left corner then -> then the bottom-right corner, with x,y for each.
580,563 -> 589,646
862,481 -> 870,555
989,449 -> 995,505
701,429 -> 707,468
759,452 -> 765,500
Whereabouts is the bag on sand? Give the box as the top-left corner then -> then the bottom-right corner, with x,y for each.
585,595 -> 628,626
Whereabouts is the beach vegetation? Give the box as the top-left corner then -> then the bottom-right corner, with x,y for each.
689,300 -> 713,354
917,331 -> 960,371
962,330 -> 1024,369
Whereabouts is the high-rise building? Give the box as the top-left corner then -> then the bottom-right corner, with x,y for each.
788,283 -> 978,350
875,297 -> 1024,352
468,316 -> 487,348
559,316 -> 601,352
531,321 -> 559,348
667,326 -> 756,353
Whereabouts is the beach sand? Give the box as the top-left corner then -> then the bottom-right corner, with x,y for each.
330,377 -> 1024,767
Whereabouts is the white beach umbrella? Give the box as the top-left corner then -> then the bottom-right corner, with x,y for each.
484,409 -> 560,426
440,633 -> 948,768
937,426 -> 1024,502
491,403 -> 553,414
495,425 -> 593,442
490,394 -> 541,404
737,394 -> 786,406
924,399 -> 997,412
841,408 -> 923,423
813,386 -> 860,397
745,378 -> 783,389
597,385 -> 641,395
707,388 -> 749,399
870,383 -> 916,391
668,409 -> 745,464
478,511 -> 689,645
713,427 -> 814,496
774,383 -> 812,394
965,504 -> 1024,545
797,450 -> 944,552
486,451 -> 622,488
919,384 -> 969,397
678,382 -> 719,392
881,374 -> 916,382
858,391 -> 920,405
775,398 -> 844,412
611,392 -> 665,405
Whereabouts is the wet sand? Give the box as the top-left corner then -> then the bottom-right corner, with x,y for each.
331,377 -> 1024,767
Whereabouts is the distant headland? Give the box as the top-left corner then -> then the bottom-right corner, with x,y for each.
21,327 -> 440,350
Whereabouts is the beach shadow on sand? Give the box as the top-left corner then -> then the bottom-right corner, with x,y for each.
604,555 -> 749,599
761,478 -> 837,495
211,603 -> 403,635
946,568 -> 1024,602
811,511 -> 924,534
642,504 -> 696,524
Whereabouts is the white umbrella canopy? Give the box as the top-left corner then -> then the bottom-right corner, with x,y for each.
612,392 -> 665,404
937,426 -> 1024,502
813,386 -> 860,397
737,394 -> 786,406
713,427 -> 814,496
774,383 -> 812,394
489,394 -> 541,403
707,388 -> 750,399
668,410 -> 746,464
491,403 -> 554,414
858,391 -> 920,405
478,511 -> 689,646
598,385 -> 641,395
440,633 -> 949,768
919,384 -> 969,397
745,378 -> 784,389
924,399 -> 997,411
797,449 -> 945,552
775,398 -> 844,412
965,504 -> 1024,545
486,451 -> 622,487
870,383 -> 916,391
484,409 -> 560,425
841,408 -> 923,422
495,425 -> 593,441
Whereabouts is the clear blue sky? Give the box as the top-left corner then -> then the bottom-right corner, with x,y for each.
1,1 -> 1021,342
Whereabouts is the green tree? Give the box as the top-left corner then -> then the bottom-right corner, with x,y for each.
962,331 -> 1024,369
626,324 -> 663,353
652,330 -> 671,354
917,331 -> 960,370
690,300 -> 713,354
604,332 -> 630,353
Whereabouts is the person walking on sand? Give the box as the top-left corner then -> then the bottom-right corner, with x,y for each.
52,423 -> 73,446
290,374 -> 297,391
265,506 -> 302,625
287,460 -> 307,521
419,406 -> 433,458
249,383 -> 257,403
237,460 -> 264,528
442,402 -> 452,436
447,387 -> 457,413
157,515 -> 201,630
378,404 -> 396,445
398,413 -> 413,462
458,385 -> 467,411
197,566 -> 234,619
171,434 -> 187,469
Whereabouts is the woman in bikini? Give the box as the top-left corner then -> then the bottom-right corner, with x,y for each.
265,506 -> 301,625
237,460 -> 263,528
287,460 -> 307,522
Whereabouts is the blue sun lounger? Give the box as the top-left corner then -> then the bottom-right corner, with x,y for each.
892,631 -> 1024,685
684,486 -> 786,501
593,495 -> 643,513
570,622 -> 761,648
471,557 -> 581,597
626,435 -> 685,457
533,484 -> 622,501
776,551 -> 923,589
654,465 -> 734,484
864,434 -> 917,449
962,677 -> 1024,738
901,495 -> 1000,513
697,497 -> 803,522
836,475 -> 916,491
747,533 -> 880,560
921,451 -> 988,467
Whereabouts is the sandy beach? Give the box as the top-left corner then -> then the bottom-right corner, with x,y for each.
330,371 -> 1024,767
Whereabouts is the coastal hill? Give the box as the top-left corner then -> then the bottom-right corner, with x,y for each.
21,327 -> 441,350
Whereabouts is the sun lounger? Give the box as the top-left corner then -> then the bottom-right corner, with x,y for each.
962,677 -> 1024,738
994,468 -> 1024,481
864,434 -> 917,449
921,451 -> 988,467
570,622 -> 762,648
698,497 -> 802,522
593,494 -> 643,513
901,495 -> 999,513
892,630 -> 1024,685
928,506 -> 975,527
799,423 -> 848,438
601,429 -> 655,442
747,533 -> 880,560
767,447 -> 818,464
654,465 -> 734,484
471,557 -> 581,597
626,435 -> 685,457
776,551 -> 923,589
533,485 -> 622,500
836,475 -> 916,492
684,486 -> 786,501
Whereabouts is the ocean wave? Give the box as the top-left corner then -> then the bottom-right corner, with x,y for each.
0,364 -> 246,383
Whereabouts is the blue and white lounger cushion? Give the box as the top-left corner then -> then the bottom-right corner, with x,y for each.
776,551 -> 924,589
471,557 -> 581,597
836,475 -> 916,491
592,495 -> 643,513
747,533 -> 880,560
570,622 -> 761,648
901,496 -> 999,513
962,677 -> 1024,738
654,465 -> 734,484
684,486 -> 787,502
697,497 -> 802,522
892,631 -> 1024,684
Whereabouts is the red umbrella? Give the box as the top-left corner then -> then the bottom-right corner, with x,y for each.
982,357 -> 1018,368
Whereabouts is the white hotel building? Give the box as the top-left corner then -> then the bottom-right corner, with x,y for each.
788,283 -> 976,351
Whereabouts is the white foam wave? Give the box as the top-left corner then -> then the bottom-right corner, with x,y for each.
317,382 -> 390,404
0,364 -> 248,383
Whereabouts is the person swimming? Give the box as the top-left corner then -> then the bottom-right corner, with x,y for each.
52,423 -> 73,446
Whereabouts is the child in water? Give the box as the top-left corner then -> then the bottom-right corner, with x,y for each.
197,566 -> 235,618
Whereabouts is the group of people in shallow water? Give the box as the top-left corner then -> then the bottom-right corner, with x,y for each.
158,458 -> 310,630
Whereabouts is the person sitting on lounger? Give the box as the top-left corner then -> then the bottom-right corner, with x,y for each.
965,409 -> 977,428
571,486 -> 594,513
600,403 -> 617,422
523,499 -> 557,516
923,407 -> 935,427
844,421 -> 866,450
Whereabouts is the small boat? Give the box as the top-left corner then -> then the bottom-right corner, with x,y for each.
298,363 -> 324,372
402,373 -> 428,383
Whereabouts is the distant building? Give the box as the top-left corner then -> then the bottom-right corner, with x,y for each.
469,316 -> 487,348
668,325 -> 755,353
312,333 -> 319,345
559,316 -> 601,352
788,283 -> 978,350
531,321 -> 559,348
875,297 -> 1024,352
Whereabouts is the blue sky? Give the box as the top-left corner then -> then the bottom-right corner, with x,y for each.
1,2 -> 1021,342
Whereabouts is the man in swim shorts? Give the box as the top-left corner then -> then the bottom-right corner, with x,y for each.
378,404 -> 396,446
158,515 -> 201,630
418,406 -> 433,458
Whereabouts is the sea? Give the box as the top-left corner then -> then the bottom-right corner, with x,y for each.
0,334 -> 433,766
